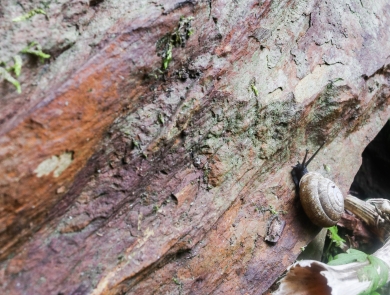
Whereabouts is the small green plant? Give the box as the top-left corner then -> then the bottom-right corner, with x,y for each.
172,277 -> 181,285
8,55 -> 22,77
0,67 -> 21,93
132,139 -> 141,150
21,41 -> 50,62
162,43 -> 173,70
254,205 -> 279,215
328,249 -> 389,295
158,113 -> 165,125
156,16 -> 194,71
323,164 -> 331,172
171,16 -> 194,46
328,226 -> 346,248
269,205 -> 278,215
0,55 -> 23,93
12,8 -> 46,22
324,225 -> 346,262
251,83 -> 259,97
152,204 -> 159,214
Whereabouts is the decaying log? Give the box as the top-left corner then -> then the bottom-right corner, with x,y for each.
1,0 -> 390,294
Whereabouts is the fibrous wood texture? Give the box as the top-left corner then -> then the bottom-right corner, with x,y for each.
1,0 -> 390,294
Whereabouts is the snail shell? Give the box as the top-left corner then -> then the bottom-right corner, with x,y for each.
299,172 -> 344,227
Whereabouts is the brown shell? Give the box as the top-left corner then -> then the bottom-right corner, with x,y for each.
299,172 -> 344,227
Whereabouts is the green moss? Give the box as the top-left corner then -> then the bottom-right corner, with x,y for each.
162,43 -> 172,70
21,41 -> 50,62
172,277 -> 182,286
132,139 -> 141,150
158,113 -> 165,125
12,8 -> 46,22
9,55 -> 22,77
251,83 -> 259,97
156,16 -> 194,71
0,41 -> 50,94
254,96 -> 301,159
0,66 -> 21,93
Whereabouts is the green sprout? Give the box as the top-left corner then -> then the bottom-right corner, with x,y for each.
12,8 -> 46,22
327,226 -> 346,249
324,226 -> 347,262
157,16 -> 194,71
0,55 -> 23,93
7,55 -> 23,77
328,249 -> 389,295
21,41 -> 50,62
162,43 -> 172,70
269,205 -> 278,215
158,113 -> 165,125
172,277 -> 181,286
0,67 -> 21,93
132,139 -> 141,150
172,16 -> 194,46
251,83 -> 259,97
323,164 -> 331,172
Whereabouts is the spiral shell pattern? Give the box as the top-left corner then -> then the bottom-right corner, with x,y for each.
299,172 -> 344,227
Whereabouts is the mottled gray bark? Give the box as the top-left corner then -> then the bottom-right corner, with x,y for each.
0,0 -> 390,294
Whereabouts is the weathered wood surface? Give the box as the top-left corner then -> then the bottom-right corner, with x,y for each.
1,0 -> 390,294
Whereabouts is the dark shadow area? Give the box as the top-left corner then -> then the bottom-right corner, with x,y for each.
350,119 -> 390,200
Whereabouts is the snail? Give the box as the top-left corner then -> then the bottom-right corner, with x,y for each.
291,143 -> 344,227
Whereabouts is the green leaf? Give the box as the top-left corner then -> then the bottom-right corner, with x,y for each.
327,225 -> 346,248
163,43 -> 172,70
251,83 -> 259,97
357,255 -> 389,295
328,249 -> 368,266
12,55 -> 22,77
172,277 -> 181,285
0,67 -> 21,93
158,113 -> 165,125
12,8 -> 46,22
328,248 -> 389,295
21,41 -> 51,61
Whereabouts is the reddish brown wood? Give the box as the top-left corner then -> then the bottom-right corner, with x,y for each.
1,0 -> 390,294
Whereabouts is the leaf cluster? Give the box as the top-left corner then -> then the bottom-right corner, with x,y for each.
1,42 -> 50,93
0,67 -> 21,93
21,42 -> 51,62
328,249 -> 389,295
324,225 -> 346,262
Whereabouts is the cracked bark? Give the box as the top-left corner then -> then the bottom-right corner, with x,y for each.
1,0 -> 390,294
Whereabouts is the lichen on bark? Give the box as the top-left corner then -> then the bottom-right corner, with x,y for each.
1,0 -> 390,294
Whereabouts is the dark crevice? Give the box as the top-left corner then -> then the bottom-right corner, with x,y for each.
350,119 -> 390,199
89,0 -> 104,7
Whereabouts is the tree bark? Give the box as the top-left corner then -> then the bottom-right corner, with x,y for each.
1,0 -> 390,294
